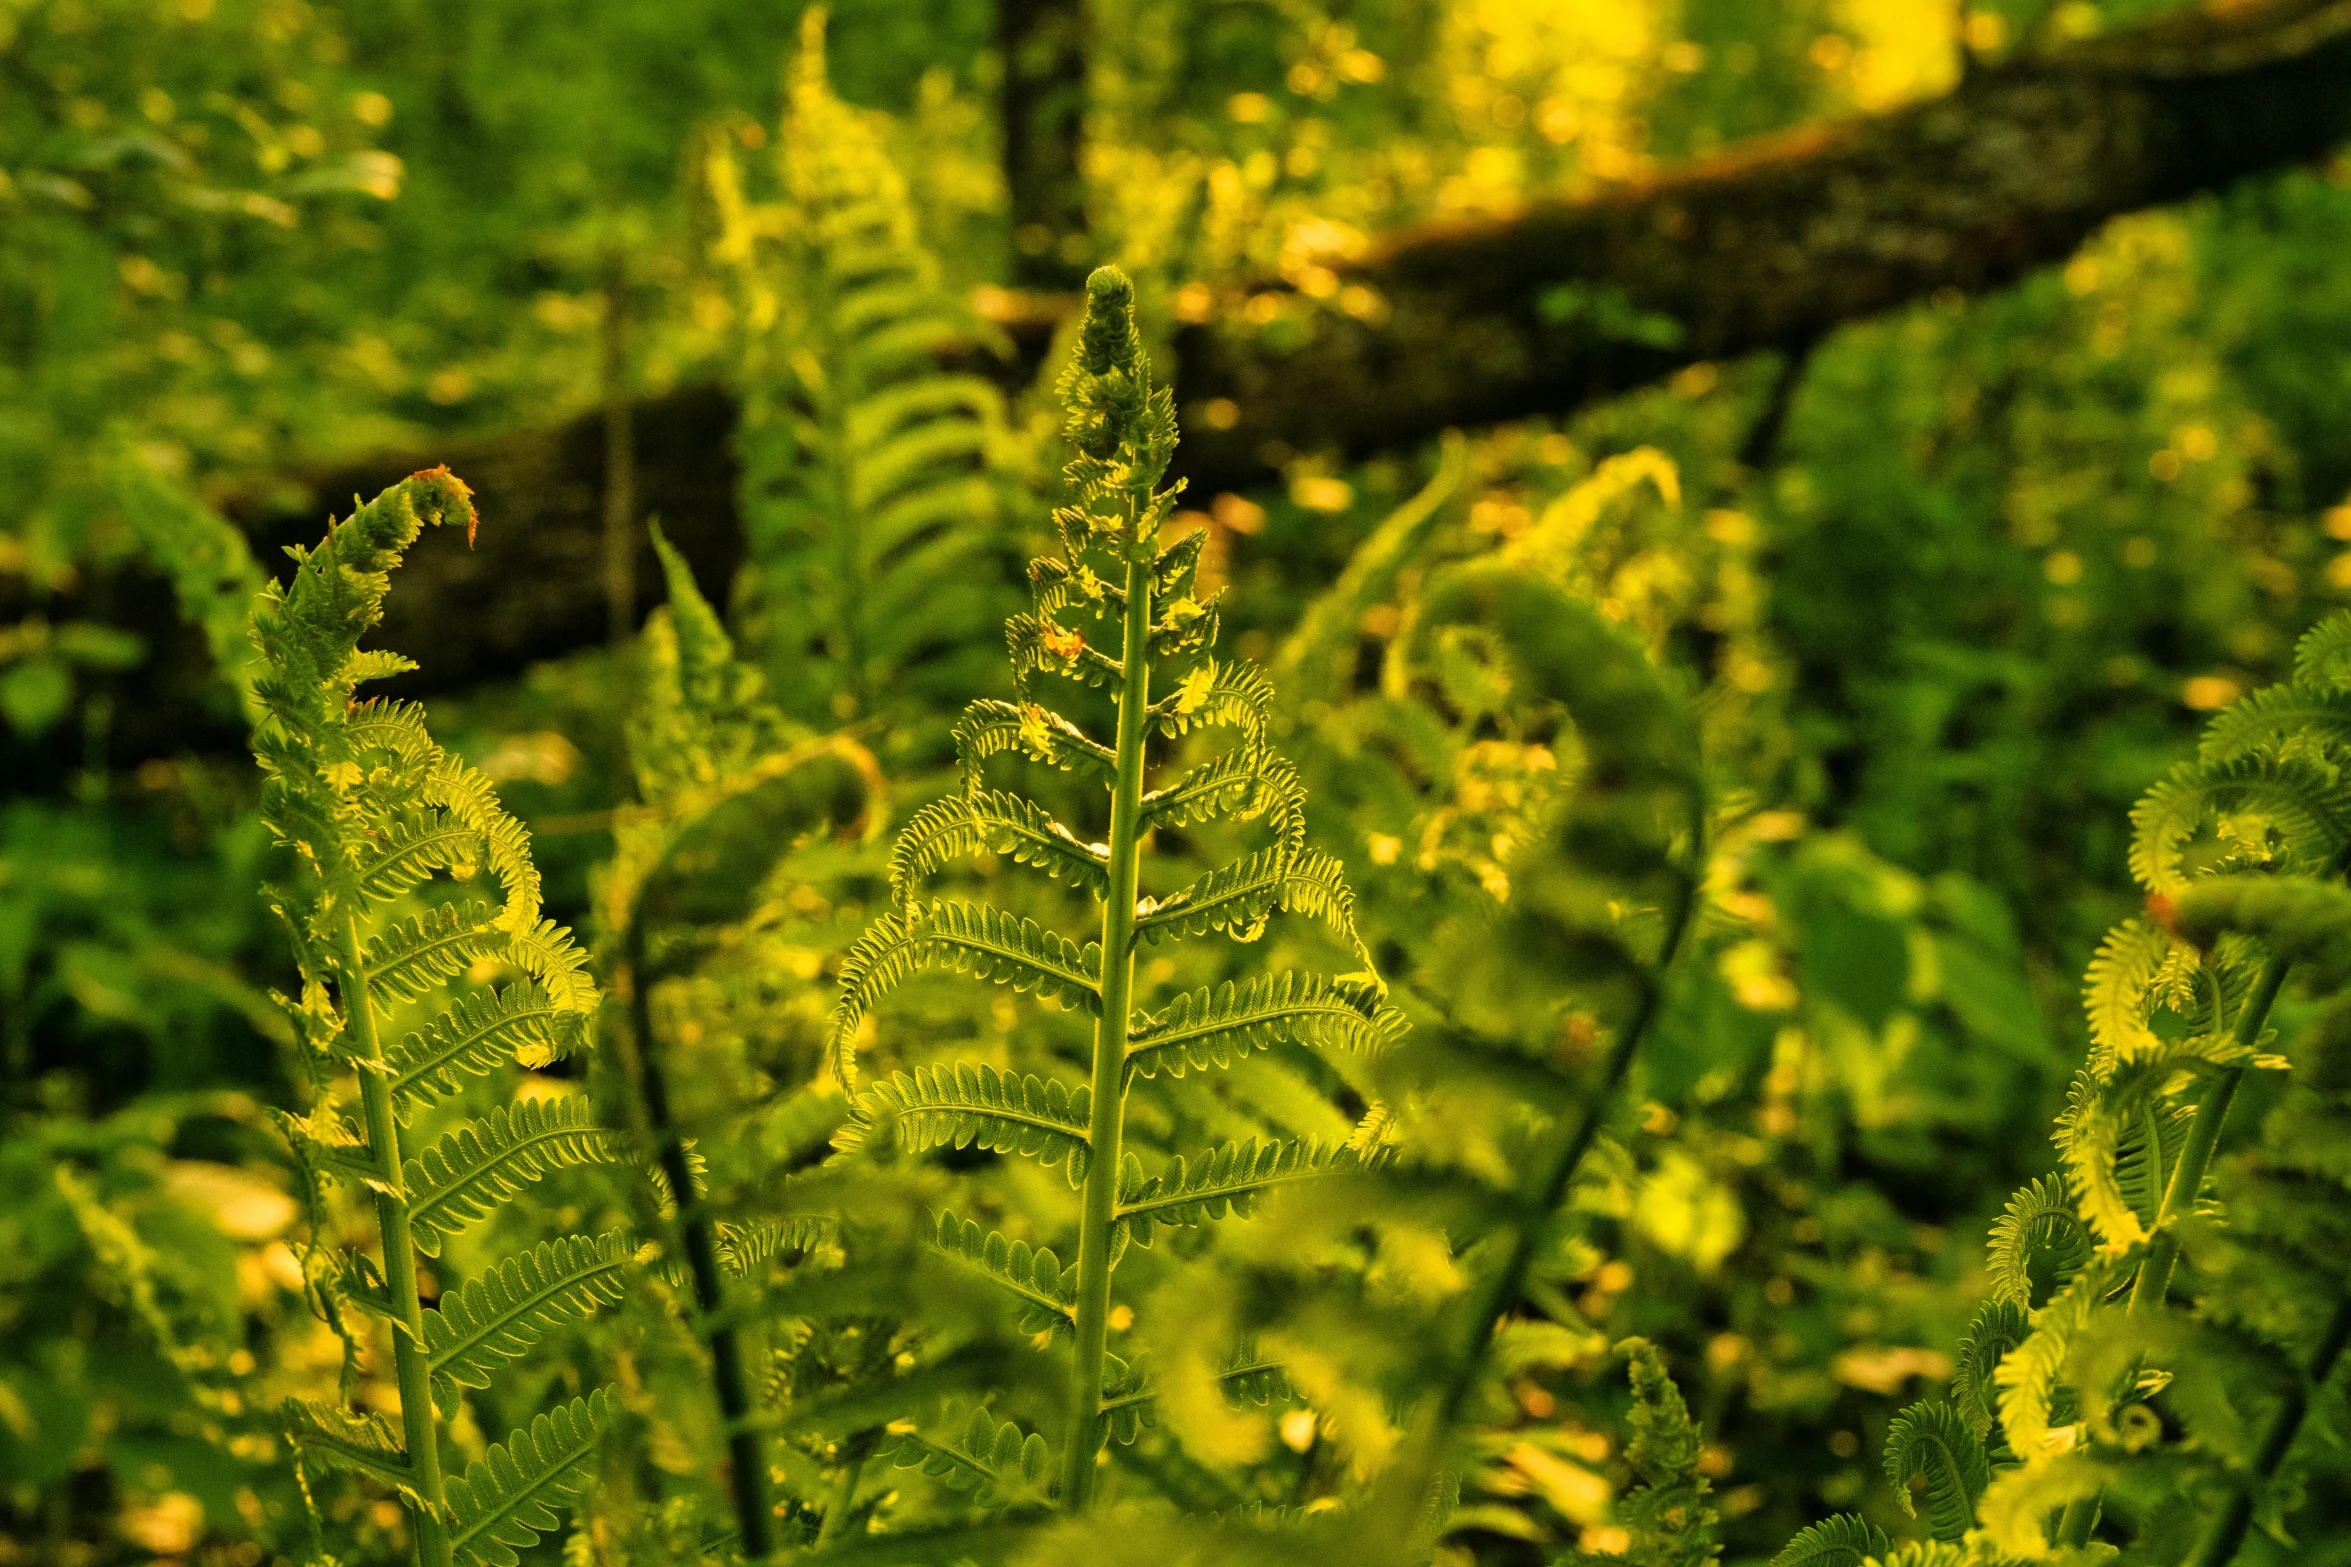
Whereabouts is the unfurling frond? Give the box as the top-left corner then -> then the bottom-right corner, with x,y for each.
1950,1299 -> 2030,1442
444,1388 -> 615,1567
2127,752 -> 2351,893
889,790 -> 1109,901
1985,1175 -> 2093,1309
2198,682 -> 2351,763
839,1063 -> 1093,1182
829,904 -> 1102,1087
2292,607 -> 2351,690
1765,1515 -> 1892,1567
423,1233 -> 638,1399
1137,846 -> 1361,952
2081,918 -> 2175,1076
1883,1400 -> 1987,1542
1127,972 -> 1404,1079
354,812 -> 486,903
285,1398 -> 413,1493
879,1405 -> 1056,1510
931,1211 -> 1078,1334
1142,746 -> 1306,850
952,698 -> 1116,787
404,1098 -> 630,1256
1116,1139 -> 1355,1242
1155,657 -> 1274,742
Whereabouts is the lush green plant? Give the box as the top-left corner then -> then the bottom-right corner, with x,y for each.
1772,613 -> 2351,1564
252,471 -> 628,1567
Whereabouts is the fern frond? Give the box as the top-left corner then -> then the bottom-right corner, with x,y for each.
879,1405 -> 1055,1509
1141,746 -> 1307,851
2199,682 -> 2351,762
1883,1400 -> 1988,1542
2293,608 -> 2351,690
888,790 -> 1109,901
1116,1139 -> 1353,1241
2172,873 -> 2351,989
1951,1299 -> 2030,1442
1155,656 -> 1273,741
951,698 -> 1116,787
930,1210 -> 1078,1334
284,1398 -> 414,1493
499,915 -> 599,1017
2081,918 -> 2175,1076
1136,846 -> 1361,951
404,1098 -> 629,1257
1126,972 -> 1404,1080
353,812 -> 486,903
443,1388 -> 615,1567
716,1216 -> 837,1278
423,1233 -> 638,1397
2127,753 -> 2351,893
828,903 -> 1102,1087
1985,1175 -> 2093,1309
838,1063 -> 1093,1182
1994,1258 -> 2123,1464
358,900 -> 505,1006
382,984 -> 578,1122
1766,1514 -> 1893,1567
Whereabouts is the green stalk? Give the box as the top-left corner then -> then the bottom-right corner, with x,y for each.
1061,553 -> 1153,1508
338,914 -> 453,1567
813,1448 -> 867,1547
1430,809 -> 1705,1437
619,915 -> 772,1560
2187,1291 -> 2351,1567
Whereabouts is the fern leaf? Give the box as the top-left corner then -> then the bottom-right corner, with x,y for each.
284,1398 -> 414,1492
2081,918 -> 2174,1076
2198,682 -> 2351,762
443,1387 -> 615,1567
1951,1299 -> 2030,1442
499,915 -> 599,1017
1154,656 -> 1273,742
404,1098 -> 629,1257
1985,1175 -> 2093,1309
951,698 -> 1116,787
828,903 -> 1101,1087
1136,846 -> 1362,953
359,900 -> 505,1007
716,1215 -> 837,1278
381,983 -> 578,1121
888,790 -> 1108,901
1994,1259 -> 2122,1464
1141,746 -> 1307,850
1766,1514 -> 1893,1567
838,1063 -> 1092,1183
1127,972 -> 1404,1080
353,811 -> 486,903
422,1233 -> 638,1396
2128,753 -> 2351,893
1116,1139 -> 1352,1241
930,1210 -> 1078,1334
1883,1400 -> 1988,1542
2293,608 -> 2351,690
879,1405 -> 1055,1508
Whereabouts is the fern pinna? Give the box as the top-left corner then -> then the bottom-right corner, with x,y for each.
827,267 -> 1400,1511
253,471 -> 627,1567
1775,615 -> 2351,1565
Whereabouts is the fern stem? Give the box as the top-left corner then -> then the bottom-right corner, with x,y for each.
2058,928 -> 2303,1545
338,914 -> 455,1567
1061,551 -> 1153,1508
2186,1290 -> 2351,1567
1429,809 -> 1706,1438
619,916 -> 773,1560
813,1449 -> 867,1547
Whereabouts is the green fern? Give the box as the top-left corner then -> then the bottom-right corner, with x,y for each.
826,266 -> 1391,1514
1766,610 -> 2351,1562
1766,1514 -> 1894,1567
705,8 -> 1012,727
253,472 -> 623,1567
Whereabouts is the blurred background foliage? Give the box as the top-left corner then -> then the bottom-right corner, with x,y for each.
8,0 -> 2351,1562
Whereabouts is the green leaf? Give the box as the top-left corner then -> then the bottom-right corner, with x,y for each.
888,790 -> 1108,901
2128,752 -> 2351,894
1140,746 -> 1306,850
1127,971 -> 1404,1080
404,1098 -> 629,1256
929,1210 -> 1077,1335
1951,1299 -> 2030,1442
879,1405 -> 1055,1509
444,1387 -> 615,1567
358,900 -> 505,1007
1883,1400 -> 1988,1542
1135,846 -> 1363,955
352,811 -> 486,903
1766,1514 -> 1893,1567
828,903 -> 1101,1088
422,1233 -> 638,1398
838,1063 -> 1092,1183
283,1398 -> 414,1493
1153,657 -> 1273,742
951,698 -> 1116,786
